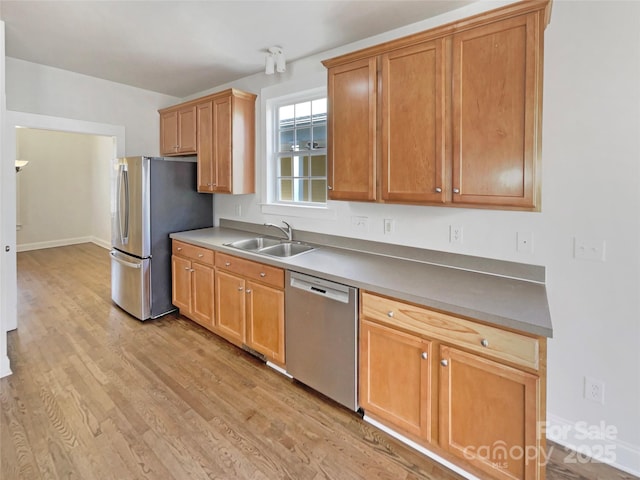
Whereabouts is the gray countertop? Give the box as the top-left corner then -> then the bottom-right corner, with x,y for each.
170,226 -> 553,338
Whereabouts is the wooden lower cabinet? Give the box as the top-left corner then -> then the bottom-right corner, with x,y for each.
214,269 -> 246,345
360,320 -> 432,440
171,241 -> 215,329
215,253 -> 285,365
359,291 -> 545,480
439,345 -> 540,480
245,281 -> 285,365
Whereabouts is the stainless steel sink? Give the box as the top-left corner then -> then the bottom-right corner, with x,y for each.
258,242 -> 315,258
224,237 -> 315,258
225,237 -> 281,251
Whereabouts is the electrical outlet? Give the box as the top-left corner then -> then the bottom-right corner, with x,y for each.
574,237 -> 606,261
351,216 -> 369,232
449,224 -> 463,244
584,376 -> 605,404
383,218 -> 395,235
517,231 -> 533,253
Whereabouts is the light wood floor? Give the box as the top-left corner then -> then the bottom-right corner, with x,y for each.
1,243 -> 636,480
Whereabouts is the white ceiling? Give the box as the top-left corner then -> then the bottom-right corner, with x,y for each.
1,0 -> 472,98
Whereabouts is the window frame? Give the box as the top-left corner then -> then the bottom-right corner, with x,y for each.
273,94 -> 328,206
261,85 -> 336,219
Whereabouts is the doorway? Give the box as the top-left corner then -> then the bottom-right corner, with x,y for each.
16,128 -> 116,252
1,111 -> 125,337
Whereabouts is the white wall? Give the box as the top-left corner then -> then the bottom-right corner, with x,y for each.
5,57 -> 180,156
16,128 -> 114,250
189,0 -> 640,473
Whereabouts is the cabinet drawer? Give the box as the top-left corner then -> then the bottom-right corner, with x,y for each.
216,253 -> 284,289
172,240 -> 214,265
361,291 -> 539,370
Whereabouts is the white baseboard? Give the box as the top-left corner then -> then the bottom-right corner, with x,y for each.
0,355 -> 12,378
363,416 -> 481,480
90,237 -> 111,250
17,236 -> 110,252
546,413 -> 640,477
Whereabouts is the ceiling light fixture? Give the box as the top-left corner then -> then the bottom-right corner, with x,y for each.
265,46 -> 286,75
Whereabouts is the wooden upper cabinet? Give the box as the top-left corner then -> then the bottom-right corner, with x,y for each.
197,90 -> 256,195
160,105 -> 197,156
452,13 -> 541,209
197,101 -> 214,191
327,57 -> 377,201
160,88 -> 256,194
323,1 -> 549,210
381,39 -> 447,203
160,110 -> 179,156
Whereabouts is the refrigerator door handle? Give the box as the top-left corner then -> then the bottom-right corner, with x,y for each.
117,164 -> 130,245
110,251 -> 141,269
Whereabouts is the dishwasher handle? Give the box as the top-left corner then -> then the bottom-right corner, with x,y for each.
289,273 -> 352,304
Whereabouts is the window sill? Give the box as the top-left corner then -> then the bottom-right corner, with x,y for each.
260,202 -> 337,219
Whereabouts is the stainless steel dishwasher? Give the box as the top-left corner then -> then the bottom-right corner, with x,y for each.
285,271 -> 358,411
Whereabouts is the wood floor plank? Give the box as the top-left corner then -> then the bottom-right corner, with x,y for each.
2,244 -> 637,480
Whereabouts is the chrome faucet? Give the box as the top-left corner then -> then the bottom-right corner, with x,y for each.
264,220 -> 293,242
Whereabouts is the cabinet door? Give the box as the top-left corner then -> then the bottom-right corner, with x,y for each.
171,255 -> 192,313
360,320 -> 431,440
177,105 -> 197,154
452,13 -> 541,209
381,39 -> 447,203
160,110 -> 179,155
191,262 -> 215,328
197,101 -> 214,192
327,57 -> 377,201
212,95 -> 232,193
245,281 -> 285,365
215,269 -> 245,345
439,345 -> 539,480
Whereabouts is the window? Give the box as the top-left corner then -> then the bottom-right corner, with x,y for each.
274,97 -> 327,204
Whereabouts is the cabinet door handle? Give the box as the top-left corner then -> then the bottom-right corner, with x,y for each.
225,262 -> 231,266
453,188 -> 460,194
237,286 -> 244,291
435,187 -> 442,193
421,352 -> 428,360
387,311 -> 394,318
245,289 -> 252,294
481,339 -> 489,347
327,185 -> 333,190
184,266 -> 190,270
440,359 -> 448,367
177,247 -> 182,251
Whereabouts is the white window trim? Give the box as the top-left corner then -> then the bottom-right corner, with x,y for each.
260,84 -> 337,220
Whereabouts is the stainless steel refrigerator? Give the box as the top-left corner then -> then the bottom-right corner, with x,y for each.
110,156 -> 213,320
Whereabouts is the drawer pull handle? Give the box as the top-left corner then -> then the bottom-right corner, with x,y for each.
260,272 -> 266,277
387,311 -> 394,318
421,352 -> 428,360
225,262 -> 231,266
435,187 -> 442,193
198,253 -> 204,258
441,359 -> 448,367
177,247 -> 182,251
481,339 -> 489,347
